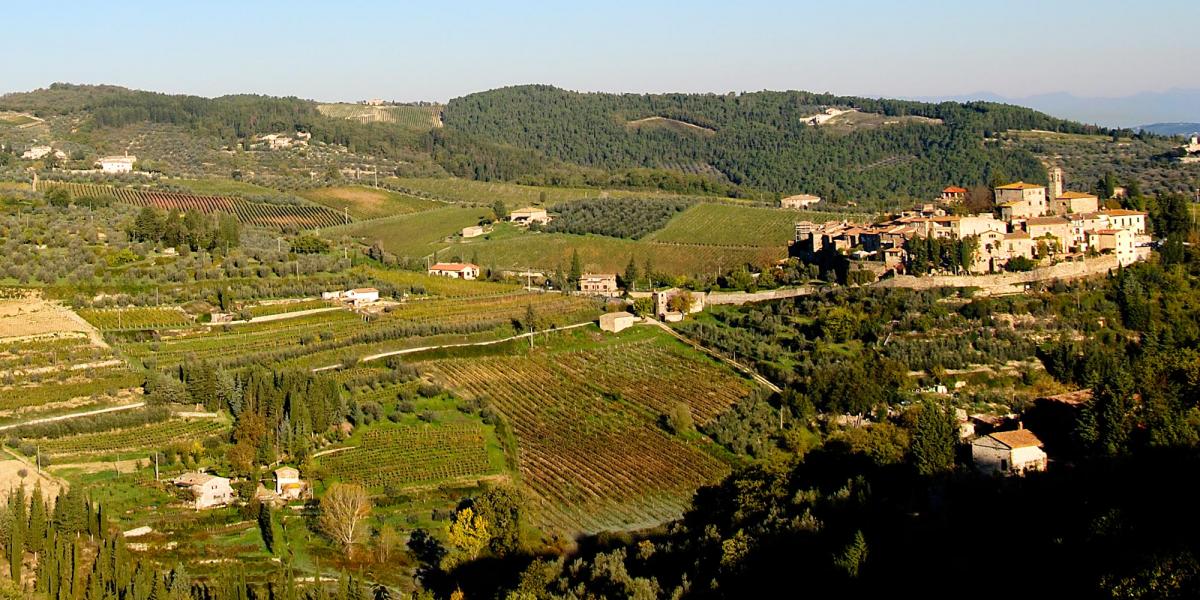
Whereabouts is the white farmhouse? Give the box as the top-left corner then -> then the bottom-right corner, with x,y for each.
971,429 -> 1047,476
97,155 -> 137,173
428,262 -> 481,280
173,472 -> 234,509
509,207 -> 550,225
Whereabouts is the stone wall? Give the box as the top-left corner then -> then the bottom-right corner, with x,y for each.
873,255 -> 1120,294
705,286 -> 820,305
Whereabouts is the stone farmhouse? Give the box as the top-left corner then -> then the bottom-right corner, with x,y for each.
940,186 -> 967,202
274,466 -> 306,500
323,287 -> 380,305
510,207 -> 550,225
579,273 -> 619,296
428,262 -> 481,280
23,145 -> 67,161
971,428 -> 1047,475
780,193 -> 822,209
173,472 -> 234,509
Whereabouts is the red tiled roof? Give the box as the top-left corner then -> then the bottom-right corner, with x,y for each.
429,262 -> 479,271
990,429 -> 1043,449
943,186 -> 968,194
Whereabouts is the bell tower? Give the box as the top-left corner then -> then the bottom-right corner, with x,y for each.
1048,166 -> 1063,201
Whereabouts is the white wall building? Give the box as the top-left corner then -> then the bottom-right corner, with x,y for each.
97,155 -> 137,173
428,262 -> 481,280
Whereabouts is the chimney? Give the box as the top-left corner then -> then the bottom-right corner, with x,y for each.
1017,421 -> 1024,430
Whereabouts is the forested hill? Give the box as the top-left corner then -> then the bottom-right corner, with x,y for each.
439,85 -> 1112,202
0,83 -> 423,157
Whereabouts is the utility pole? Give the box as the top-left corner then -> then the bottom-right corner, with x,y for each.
154,453 -> 160,482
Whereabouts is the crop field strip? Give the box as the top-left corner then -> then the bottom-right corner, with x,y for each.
244,299 -> 333,318
363,267 -> 522,298
382,176 -> 718,208
320,423 -> 494,489
40,181 -> 347,230
646,202 -> 853,247
78,307 -> 193,331
419,334 -> 750,534
33,418 -> 228,456
0,370 -> 142,412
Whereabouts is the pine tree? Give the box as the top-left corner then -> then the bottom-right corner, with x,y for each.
911,400 -> 957,476
569,250 -> 582,288
27,483 -> 46,554
9,486 -> 26,580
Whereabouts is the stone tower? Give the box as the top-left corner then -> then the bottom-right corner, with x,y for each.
1048,166 -> 1063,200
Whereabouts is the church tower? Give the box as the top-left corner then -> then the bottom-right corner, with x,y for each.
1048,166 -> 1064,201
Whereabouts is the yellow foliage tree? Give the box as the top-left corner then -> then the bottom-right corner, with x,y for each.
444,507 -> 490,569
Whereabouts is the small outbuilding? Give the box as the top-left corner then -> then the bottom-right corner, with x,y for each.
599,311 -> 637,333
971,428 -> 1047,476
274,466 -> 306,500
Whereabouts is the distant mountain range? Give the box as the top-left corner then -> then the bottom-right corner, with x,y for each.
911,88 -> 1200,130
1136,122 -> 1200,137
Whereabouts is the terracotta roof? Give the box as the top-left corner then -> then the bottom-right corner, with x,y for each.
1004,232 -> 1031,239
989,429 -> 1043,449
174,472 -> 219,486
350,287 -> 378,294
1025,216 -> 1069,226
942,186 -> 968,194
1057,191 -> 1097,199
1091,229 -> 1123,235
996,182 -> 1044,190
429,262 -> 479,271
1098,209 -> 1146,217
1039,389 -> 1092,406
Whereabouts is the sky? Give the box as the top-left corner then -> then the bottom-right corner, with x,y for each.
3,0 -> 1198,107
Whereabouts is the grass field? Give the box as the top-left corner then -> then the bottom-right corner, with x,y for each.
298,185 -> 441,220
317,103 -> 442,130
363,267 -> 522,297
418,326 -> 752,534
456,232 -> 787,275
338,206 -> 491,258
647,203 -> 848,247
170,178 -> 281,197
384,177 -> 719,208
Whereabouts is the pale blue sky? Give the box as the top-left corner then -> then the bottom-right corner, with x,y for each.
3,0 -> 1197,103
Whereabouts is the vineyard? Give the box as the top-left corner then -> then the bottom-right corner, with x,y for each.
244,299 -> 333,318
316,103 -> 443,130
320,423 -> 496,489
78,307 -> 193,331
40,181 -> 348,230
120,292 -> 601,368
646,203 -> 854,247
338,206 -> 493,258
383,176 -> 713,208
33,418 -> 228,457
419,328 -> 753,534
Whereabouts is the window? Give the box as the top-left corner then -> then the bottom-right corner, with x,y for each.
999,459 -> 1008,471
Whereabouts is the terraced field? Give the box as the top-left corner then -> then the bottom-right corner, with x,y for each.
320,423 -> 497,489
298,185 -> 441,220
419,327 -> 753,534
0,333 -> 141,418
33,418 -> 228,457
647,203 -> 851,247
121,293 -> 601,368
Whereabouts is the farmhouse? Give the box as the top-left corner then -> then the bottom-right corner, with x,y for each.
97,155 -> 137,173
653,288 -> 705,317
23,145 -> 51,160
971,428 -> 1047,476
579,273 -> 619,296
599,311 -> 637,333
510,207 -> 550,225
461,225 -> 485,238
323,288 -> 380,305
428,262 -> 481,280
780,194 -> 822,209
995,182 -> 1048,220
940,186 -> 967,202
1024,216 -> 1071,249
173,472 -> 234,509
274,466 -> 306,500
